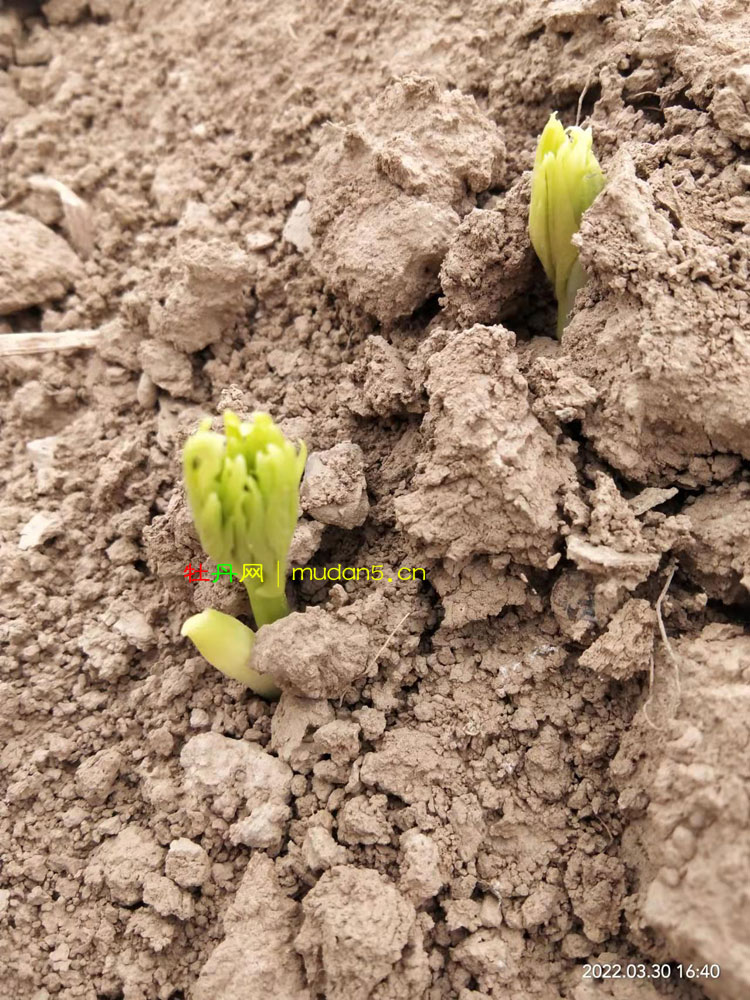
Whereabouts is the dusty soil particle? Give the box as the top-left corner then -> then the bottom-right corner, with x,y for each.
42,0 -> 90,26
137,338 -> 194,397
579,598 -> 656,680
439,173 -> 537,327
194,854 -> 308,1000
253,605 -> 371,699
75,746 -> 122,804
360,728 -> 458,804
564,851 -> 626,943
180,732 -> 292,817
430,557 -> 529,629
142,872 -> 194,920
613,626 -> 750,1000
337,793 -> 392,846
300,441 -> 370,529
566,149 -> 750,485
313,719 -> 361,762
339,334 -> 421,418
148,238 -> 251,353
395,323 -> 575,569
295,864 -> 430,1000
308,74 -> 505,324
165,837 -> 211,888
677,482 -> 750,603
89,825 -> 165,907
303,826 -> 350,872
271,692 -> 335,773
0,210 -> 82,314
564,473 -> 690,622
399,828 -> 445,905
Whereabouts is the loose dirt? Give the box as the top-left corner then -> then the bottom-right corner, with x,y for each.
1,1 -> 749,999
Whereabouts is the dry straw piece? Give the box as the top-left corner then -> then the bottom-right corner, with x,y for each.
28,175 -> 95,259
0,329 -> 101,357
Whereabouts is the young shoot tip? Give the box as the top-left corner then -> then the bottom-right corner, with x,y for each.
181,608 -> 280,699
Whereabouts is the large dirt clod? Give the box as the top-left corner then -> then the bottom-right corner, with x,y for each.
307,75 -> 505,323
252,606 -> 371,698
295,865 -> 430,1000
566,151 -> 750,485
395,324 -> 575,567
0,210 -> 82,314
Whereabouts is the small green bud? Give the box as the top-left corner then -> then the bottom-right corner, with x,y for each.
181,609 -> 279,698
183,410 -> 307,627
529,112 -> 605,335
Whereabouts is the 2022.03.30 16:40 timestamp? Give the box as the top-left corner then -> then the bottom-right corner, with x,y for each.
582,962 -> 721,981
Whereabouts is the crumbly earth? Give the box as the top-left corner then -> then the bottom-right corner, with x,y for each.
1,2 -> 749,1000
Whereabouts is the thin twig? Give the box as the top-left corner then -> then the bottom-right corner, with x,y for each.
642,652 -> 659,730
641,562 -> 680,728
576,66 -> 595,127
627,90 -> 661,102
372,611 -> 412,666
655,562 -> 681,701
663,164 -> 687,228
594,812 -> 615,843
28,175 -> 95,258
338,609 -> 414,708
0,329 -> 100,357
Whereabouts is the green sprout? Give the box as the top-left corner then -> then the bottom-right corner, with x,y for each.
181,609 -> 279,698
529,112 -> 606,336
180,410 -> 306,696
